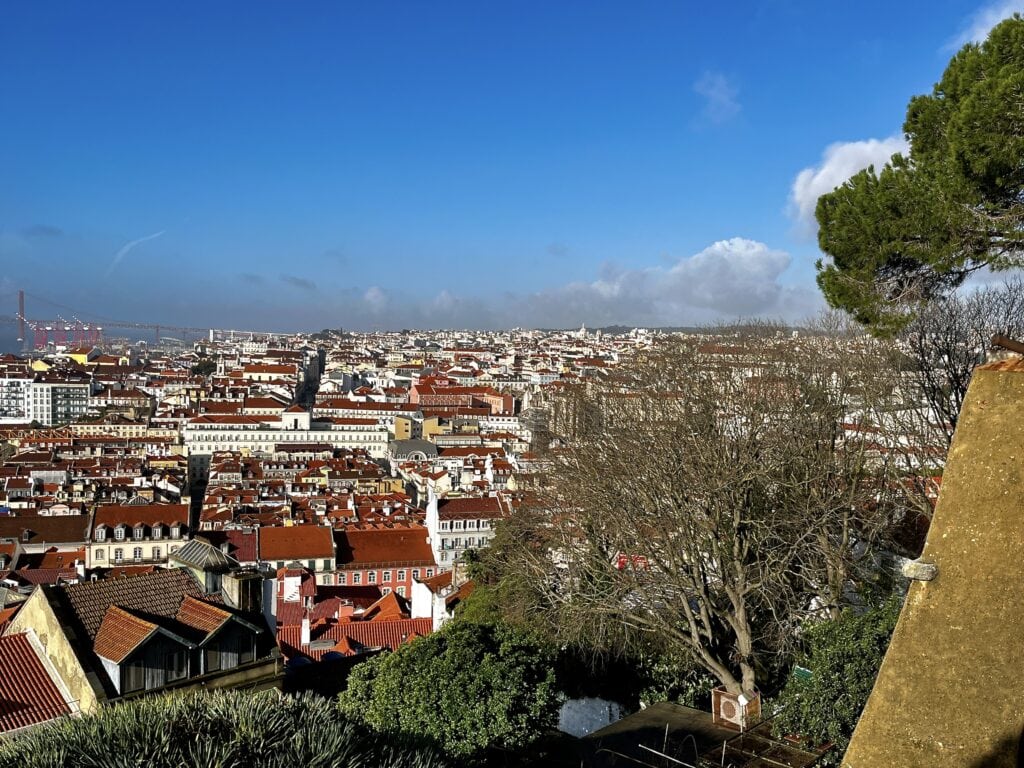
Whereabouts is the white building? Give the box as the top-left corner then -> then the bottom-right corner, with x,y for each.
182,409 -> 389,462
425,492 -> 510,569
26,378 -> 91,426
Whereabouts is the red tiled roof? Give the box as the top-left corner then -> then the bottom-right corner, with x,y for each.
0,632 -> 72,733
277,617 -> 433,660
60,569 -> 206,640
259,525 -> 334,562
201,529 -> 259,563
93,605 -> 158,663
176,595 -> 231,635
418,570 -> 453,594
438,496 -> 505,520
93,503 -> 189,529
0,605 -> 20,634
334,526 -> 434,568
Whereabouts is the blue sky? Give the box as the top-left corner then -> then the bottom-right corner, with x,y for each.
0,0 -> 1017,336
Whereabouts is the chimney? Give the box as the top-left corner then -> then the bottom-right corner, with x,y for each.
300,611 -> 311,647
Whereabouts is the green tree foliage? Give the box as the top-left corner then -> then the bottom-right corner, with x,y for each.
338,621 -> 561,761
816,16 -> 1024,334
190,358 -> 217,377
771,596 -> 902,762
0,689 -> 447,768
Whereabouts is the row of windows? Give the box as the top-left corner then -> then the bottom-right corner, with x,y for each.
333,567 -> 434,586
438,519 -> 490,531
441,536 -> 489,549
94,545 -> 178,562
95,525 -> 182,542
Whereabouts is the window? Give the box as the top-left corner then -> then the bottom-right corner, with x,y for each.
352,573 -> 361,585
382,587 -> 392,595
114,548 -> 124,563
426,568 -> 434,577
133,547 -> 143,560
115,526 -> 126,541
397,570 -> 406,582
170,525 -> 181,539
440,552 -> 448,562
134,525 -> 145,540
337,572 -> 346,585
323,559 -> 332,571
166,649 -> 188,682
396,586 -> 406,597
95,527 -> 106,541
412,569 -> 420,580
95,548 -> 105,561
152,547 -> 162,560
439,521 -> 450,531
367,571 -> 377,584
382,571 -> 392,583
152,525 -> 163,540
239,638 -> 255,665
123,659 -> 146,693
206,644 -> 222,672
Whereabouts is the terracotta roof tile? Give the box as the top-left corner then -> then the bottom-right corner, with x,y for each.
175,595 -> 231,635
259,526 -> 334,562
0,632 -> 72,733
59,569 -> 206,640
277,617 -> 433,661
334,526 -> 434,568
93,605 -> 158,663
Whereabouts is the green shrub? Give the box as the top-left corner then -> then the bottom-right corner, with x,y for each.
771,596 -> 902,763
338,621 -> 561,762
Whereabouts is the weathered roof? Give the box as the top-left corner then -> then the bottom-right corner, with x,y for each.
93,605 -> 159,663
59,568 -> 205,640
0,632 -> 72,733
175,595 -> 232,636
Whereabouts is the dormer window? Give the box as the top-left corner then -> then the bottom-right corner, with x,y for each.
152,525 -> 163,540
170,525 -> 181,540
115,526 -> 126,541
134,525 -> 145,540
95,526 -> 107,542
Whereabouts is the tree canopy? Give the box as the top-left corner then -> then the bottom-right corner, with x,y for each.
816,16 -> 1024,334
338,621 -> 561,761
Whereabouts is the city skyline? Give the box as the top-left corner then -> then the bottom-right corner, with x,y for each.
1,1 -> 1017,339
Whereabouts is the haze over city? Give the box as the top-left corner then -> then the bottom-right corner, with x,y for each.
2,0 -> 1016,349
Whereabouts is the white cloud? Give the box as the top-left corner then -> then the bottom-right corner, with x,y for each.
789,136 -> 908,234
517,238 -> 821,327
285,239 -> 820,330
693,71 -> 741,124
950,0 -> 1024,48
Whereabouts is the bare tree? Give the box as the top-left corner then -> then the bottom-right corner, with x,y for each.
490,328 -> 904,697
902,277 -> 1024,446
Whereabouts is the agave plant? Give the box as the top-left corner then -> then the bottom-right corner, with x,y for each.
0,690 -> 449,768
